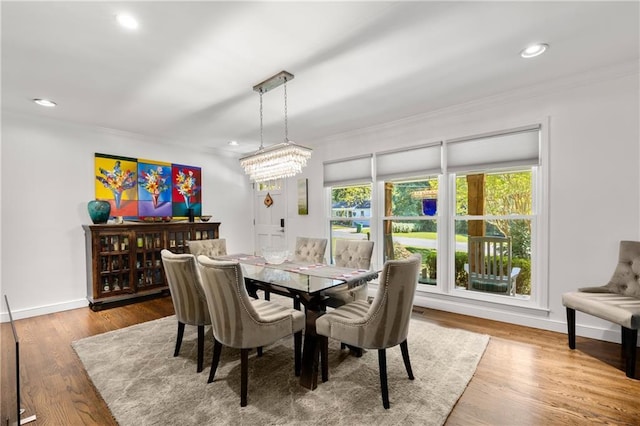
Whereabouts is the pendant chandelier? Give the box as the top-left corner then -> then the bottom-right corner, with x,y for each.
240,71 -> 312,183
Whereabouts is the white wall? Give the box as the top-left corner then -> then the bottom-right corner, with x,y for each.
286,63 -> 640,343
0,112 -> 254,319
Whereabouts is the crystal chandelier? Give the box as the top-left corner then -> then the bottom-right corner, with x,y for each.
240,71 -> 312,183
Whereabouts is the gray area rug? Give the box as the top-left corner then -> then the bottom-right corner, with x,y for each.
73,312 -> 489,425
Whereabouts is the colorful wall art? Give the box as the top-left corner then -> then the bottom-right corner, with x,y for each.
172,164 -> 201,217
94,153 -> 202,218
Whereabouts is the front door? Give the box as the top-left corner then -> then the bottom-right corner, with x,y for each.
253,180 -> 287,254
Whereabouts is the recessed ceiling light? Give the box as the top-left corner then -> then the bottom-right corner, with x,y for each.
33,98 -> 57,107
116,13 -> 139,30
520,43 -> 549,58
228,141 -> 239,146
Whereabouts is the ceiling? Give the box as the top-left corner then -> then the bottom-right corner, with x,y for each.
2,1 -> 638,155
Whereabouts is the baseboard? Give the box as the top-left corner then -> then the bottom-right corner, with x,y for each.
0,298 -> 88,322
408,293 -> 630,346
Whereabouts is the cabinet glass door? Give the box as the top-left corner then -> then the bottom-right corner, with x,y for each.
134,231 -> 165,290
98,234 -> 132,296
167,230 -> 191,253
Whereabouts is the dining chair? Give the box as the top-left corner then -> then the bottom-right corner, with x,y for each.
293,237 -> 328,263
196,255 -> 305,407
287,236 -> 328,309
316,253 -> 421,409
323,239 -> 375,308
160,249 -> 211,373
186,238 -> 227,257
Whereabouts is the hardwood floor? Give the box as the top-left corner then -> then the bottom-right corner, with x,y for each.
5,296 -> 640,425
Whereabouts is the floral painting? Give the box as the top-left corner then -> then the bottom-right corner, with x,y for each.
172,164 -> 201,217
95,154 -> 138,217
94,154 -> 203,219
138,160 -> 172,217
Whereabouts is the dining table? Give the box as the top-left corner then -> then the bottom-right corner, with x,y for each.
213,253 -> 379,390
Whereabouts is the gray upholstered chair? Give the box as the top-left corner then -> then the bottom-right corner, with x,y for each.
160,249 -> 211,373
323,239 -> 375,308
316,253 -> 421,409
562,241 -> 640,378
186,238 -> 227,257
196,255 -> 305,407
293,237 -> 328,264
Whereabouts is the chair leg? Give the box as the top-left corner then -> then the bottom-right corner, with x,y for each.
174,322 -> 185,356
241,348 -> 249,407
264,290 -> 270,301
400,339 -> 414,380
208,339 -> 222,383
197,325 -> 205,373
293,297 -> 301,311
319,335 -> 328,382
294,331 -> 303,377
566,307 -> 576,349
351,346 -> 363,358
378,349 -> 390,409
622,326 -> 637,378
257,347 -> 263,357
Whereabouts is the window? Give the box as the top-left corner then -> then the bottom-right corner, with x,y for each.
329,184 -> 372,261
453,169 -> 534,297
382,177 -> 440,286
324,155 -> 373,262
447,125 -> 540,299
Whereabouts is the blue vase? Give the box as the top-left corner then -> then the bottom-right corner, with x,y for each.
88,200 -> 111,224
422,198 -> 437,216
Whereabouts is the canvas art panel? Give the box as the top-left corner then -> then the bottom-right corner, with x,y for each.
94,154 -> 202,219
138,159 -> 172,217
171,164 -> 202,217
95,154 -> 138,217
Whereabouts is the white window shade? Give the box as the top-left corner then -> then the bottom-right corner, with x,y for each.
447,126 -> 540,173
323,155 -> 373,187
376,142 -> 442,181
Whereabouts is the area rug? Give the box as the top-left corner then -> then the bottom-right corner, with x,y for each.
72,313 -> 489,426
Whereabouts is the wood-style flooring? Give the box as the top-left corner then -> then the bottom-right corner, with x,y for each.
4,296 -> 639,425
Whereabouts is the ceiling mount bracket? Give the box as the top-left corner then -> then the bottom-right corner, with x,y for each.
253,71 -> 294,94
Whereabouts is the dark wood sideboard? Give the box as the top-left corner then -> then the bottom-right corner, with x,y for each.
83,221 -> 220,310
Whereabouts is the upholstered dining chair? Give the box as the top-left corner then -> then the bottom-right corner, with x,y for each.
160,249 -> 211,373
196,255 -> 305,407
316,253 -> 421,409
562,240 -> 640,378
293,237 -> 328,264
323,239 -> 375,308
187,238 -> 227,257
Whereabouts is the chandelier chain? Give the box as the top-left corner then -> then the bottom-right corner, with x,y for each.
259,90 -> 264,150
284,78 -> 288,142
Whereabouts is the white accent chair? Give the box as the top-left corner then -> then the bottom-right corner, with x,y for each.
562,241 -> 640,378
316,253 -> 421,409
